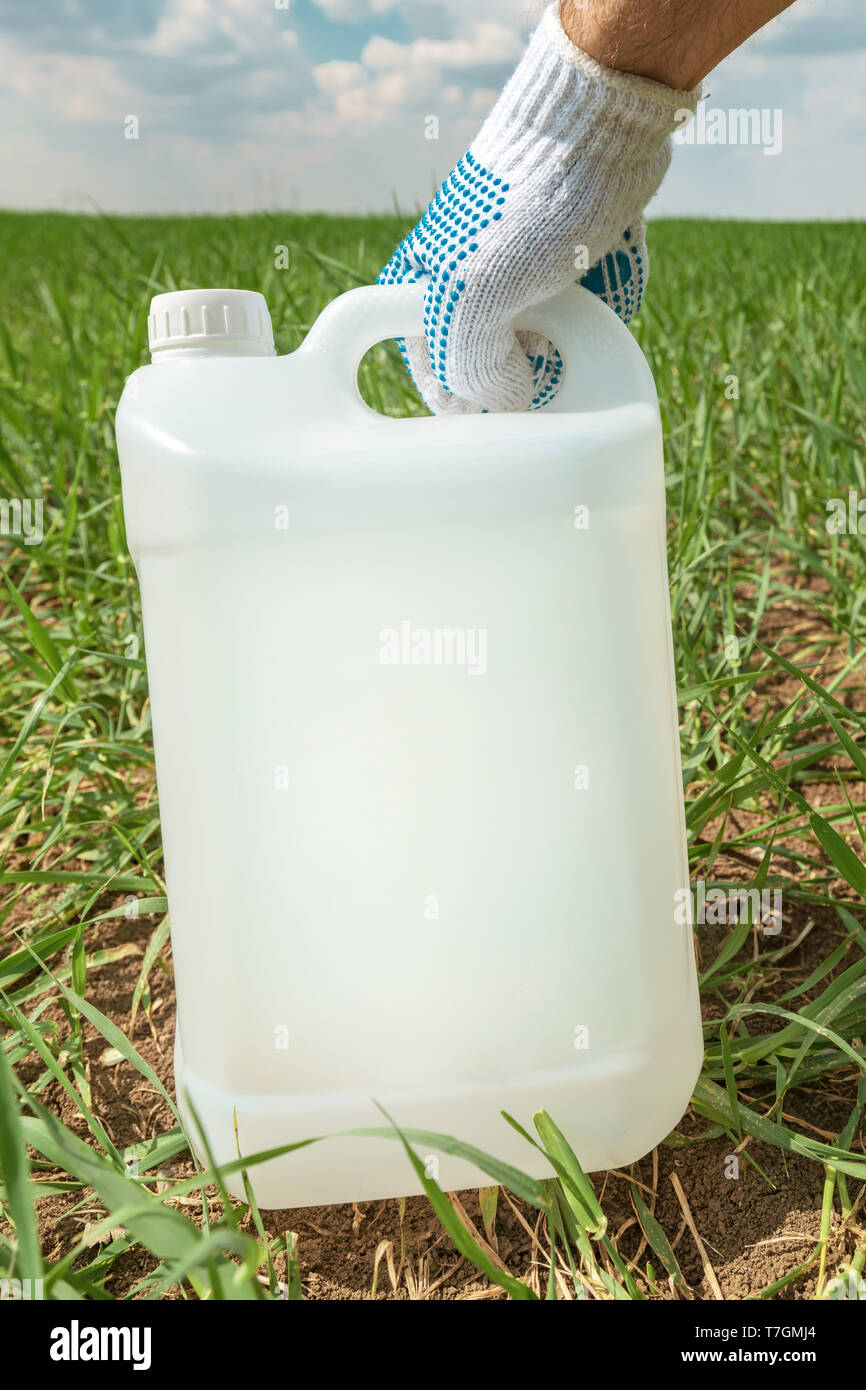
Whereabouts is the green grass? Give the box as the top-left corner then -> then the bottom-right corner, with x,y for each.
1,209 -> 865,1300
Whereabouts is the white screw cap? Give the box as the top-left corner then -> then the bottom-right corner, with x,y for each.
148,288 -> 275,357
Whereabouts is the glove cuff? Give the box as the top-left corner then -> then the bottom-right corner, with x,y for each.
476,2 -> 700,176
541,2 -> 700,119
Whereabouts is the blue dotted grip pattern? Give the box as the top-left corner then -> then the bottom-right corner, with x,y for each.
379,149 -> 646,411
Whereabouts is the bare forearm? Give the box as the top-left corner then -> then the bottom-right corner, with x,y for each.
561,0 -> 796,89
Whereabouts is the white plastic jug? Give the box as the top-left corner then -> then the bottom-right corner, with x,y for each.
116,281 -> 703,1209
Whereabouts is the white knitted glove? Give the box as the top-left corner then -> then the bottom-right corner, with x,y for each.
379,1 -> 698,414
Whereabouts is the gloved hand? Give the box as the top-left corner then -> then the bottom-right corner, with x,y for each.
379,1 -> 697,414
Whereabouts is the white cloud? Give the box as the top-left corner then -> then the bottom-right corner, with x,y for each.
0,0 -> 863,217
140,0 -> 292,58
315,62 -> 428,125
333,85 -> 387,123
320,19 -> 523,124
469,86 -> 498,112
311,0 -> 402,20
362,23 -> 523,73
310,16 -> 524,128
313,59 -> 366,94
0,40 -> 133,124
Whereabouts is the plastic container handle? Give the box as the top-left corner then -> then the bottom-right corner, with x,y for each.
297,280 -> 658,416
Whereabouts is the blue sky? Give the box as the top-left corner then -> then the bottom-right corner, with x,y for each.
0,0 -> 863,217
